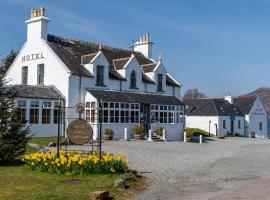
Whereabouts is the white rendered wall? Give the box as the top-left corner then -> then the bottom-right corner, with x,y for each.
218,116 -> 245,137
185,116 -> 219,135
246,98 -> 268,138
151,123 -> 184,141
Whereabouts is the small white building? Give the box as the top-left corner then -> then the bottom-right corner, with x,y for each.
4,8 -> 185,140
233,95 -> 268,138
184,98 -> 245,137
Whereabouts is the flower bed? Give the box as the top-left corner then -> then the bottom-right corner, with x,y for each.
22,150 -> 129,175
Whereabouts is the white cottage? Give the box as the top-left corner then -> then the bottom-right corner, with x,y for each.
4,8 -> 185,140
184,98 -> 245,137
233,95 -> 268,138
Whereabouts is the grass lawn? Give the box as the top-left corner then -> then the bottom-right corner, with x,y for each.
0,165 -> 142,200
30,137 -> 63,146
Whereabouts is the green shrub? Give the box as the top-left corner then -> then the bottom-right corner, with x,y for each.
234,132 -> 240,137
185,128 -> 212,138
155,127 -> 164,137
132,124 -> 144,135
104,128 -> 114,137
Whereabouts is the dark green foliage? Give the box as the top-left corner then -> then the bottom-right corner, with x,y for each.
0,49 -> 18,78
0,79 -> 30,163
185,128 -> 212,137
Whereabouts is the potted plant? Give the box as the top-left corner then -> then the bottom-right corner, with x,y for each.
132,124 -> 145,140
103,128 -> 114,140
155,126 -> 164,137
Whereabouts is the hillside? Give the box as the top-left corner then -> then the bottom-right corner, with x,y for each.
245,87 -> 270,117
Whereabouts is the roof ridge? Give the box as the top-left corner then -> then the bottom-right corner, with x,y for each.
81,52 -> 98,57
141,63 -> 156,66
48,34 -> 134,54
112,57 -> 131,62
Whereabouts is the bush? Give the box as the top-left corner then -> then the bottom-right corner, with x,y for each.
185,128 -> 212,138
155,127 -> 164,137
234,132 -> 240,137
132,124 -> 144,135
23,150 -> 129,175
104,128 -> 114,137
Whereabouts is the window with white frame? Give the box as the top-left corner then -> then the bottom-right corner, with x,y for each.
17,100 -> 27,124
42,101 -> 51,124
150,104 -> 183,124
85,101 -> 140,124
30,101 -> 39,124
54,101 -> 60,124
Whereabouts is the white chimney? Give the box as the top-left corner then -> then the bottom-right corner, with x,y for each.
25,7 -> 50,42
224,92 -> 233,104
132,33 -> 153,59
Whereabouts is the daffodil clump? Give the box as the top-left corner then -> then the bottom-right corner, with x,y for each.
22,150 -> 129,175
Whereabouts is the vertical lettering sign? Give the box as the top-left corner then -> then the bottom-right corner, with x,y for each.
67,119 -> 93,145
22,53 -> 45,62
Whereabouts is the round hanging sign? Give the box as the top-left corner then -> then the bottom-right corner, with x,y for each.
67,119 -> 93,145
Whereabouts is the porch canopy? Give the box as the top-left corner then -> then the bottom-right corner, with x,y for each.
85,89 -> 184,105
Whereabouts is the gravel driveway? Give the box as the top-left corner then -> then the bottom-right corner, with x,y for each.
100,137 -> 270,200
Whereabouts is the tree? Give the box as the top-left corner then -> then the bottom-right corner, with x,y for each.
0,79 -> 30,163
0,49 -> 18,78
183,88 -> 207,100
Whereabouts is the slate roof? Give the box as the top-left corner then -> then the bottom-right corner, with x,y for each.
166,74 -> 180,87
142,73 -> 155,84
184,98 -> 244,116
86,89 -> 184,105
47,34 -> 180,86
4,85 -> 63,100
233,96 -> 257,115
141,63 -> 157,73
112,57 -> 131,70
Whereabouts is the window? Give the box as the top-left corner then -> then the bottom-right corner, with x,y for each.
54,101 -> 60,124
85,101 -> 96,123
259,122 -> 263,131
30,101 -> 39,124
41,101 -> 51,124
96,65 -> 104,86
223,120 -> 226,129
238,120 -> 241,129
37,64 -> 44,85
150,104 -> 182,124
22,66 -> 28,85
130,70 -> 137,89
157,74 -> 163,92
18,100 -> 27,124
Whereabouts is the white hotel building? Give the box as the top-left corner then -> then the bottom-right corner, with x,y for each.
4,8 -> 185,140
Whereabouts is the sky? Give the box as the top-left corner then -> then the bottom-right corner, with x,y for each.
1,0 -> 270,97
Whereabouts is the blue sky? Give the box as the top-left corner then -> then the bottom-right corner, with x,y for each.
1,0 -> 270,97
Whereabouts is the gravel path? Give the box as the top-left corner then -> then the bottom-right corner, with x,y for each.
61,138 -> 270,199
101,138 -> 270,200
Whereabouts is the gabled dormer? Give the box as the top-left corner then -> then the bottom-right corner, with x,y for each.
81,47 -> 110,87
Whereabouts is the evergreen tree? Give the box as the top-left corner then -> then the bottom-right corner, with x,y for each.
0,49 -> 18,79
0,79 -> 30,163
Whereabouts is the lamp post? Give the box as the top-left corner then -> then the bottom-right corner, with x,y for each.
208,120 -> 211,137
214,123 -> 218,137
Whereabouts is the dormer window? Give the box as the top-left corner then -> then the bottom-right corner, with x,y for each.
130,70 -> 137,89
157,74 -> 163,92
96,65 -> 104,86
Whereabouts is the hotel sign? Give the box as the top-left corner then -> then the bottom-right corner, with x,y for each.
22,53 -> 45,62
67,119 -> 93,145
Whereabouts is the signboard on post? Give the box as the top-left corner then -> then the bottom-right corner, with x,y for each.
67,119 -> 93,145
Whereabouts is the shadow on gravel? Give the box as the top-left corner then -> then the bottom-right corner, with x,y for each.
191,136 -> 215,143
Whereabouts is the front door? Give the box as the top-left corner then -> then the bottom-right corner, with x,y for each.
140,104 -> 150,132
230,120 -> 234,135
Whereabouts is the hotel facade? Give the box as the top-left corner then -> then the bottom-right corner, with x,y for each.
4,8 -> 185,140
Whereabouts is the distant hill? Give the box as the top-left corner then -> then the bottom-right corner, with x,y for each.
244,87 -> 270,117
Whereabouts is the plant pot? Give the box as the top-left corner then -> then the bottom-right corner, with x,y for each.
186,137 -> 192,142
103,135 -> 113,141
133,134 -> 144,140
